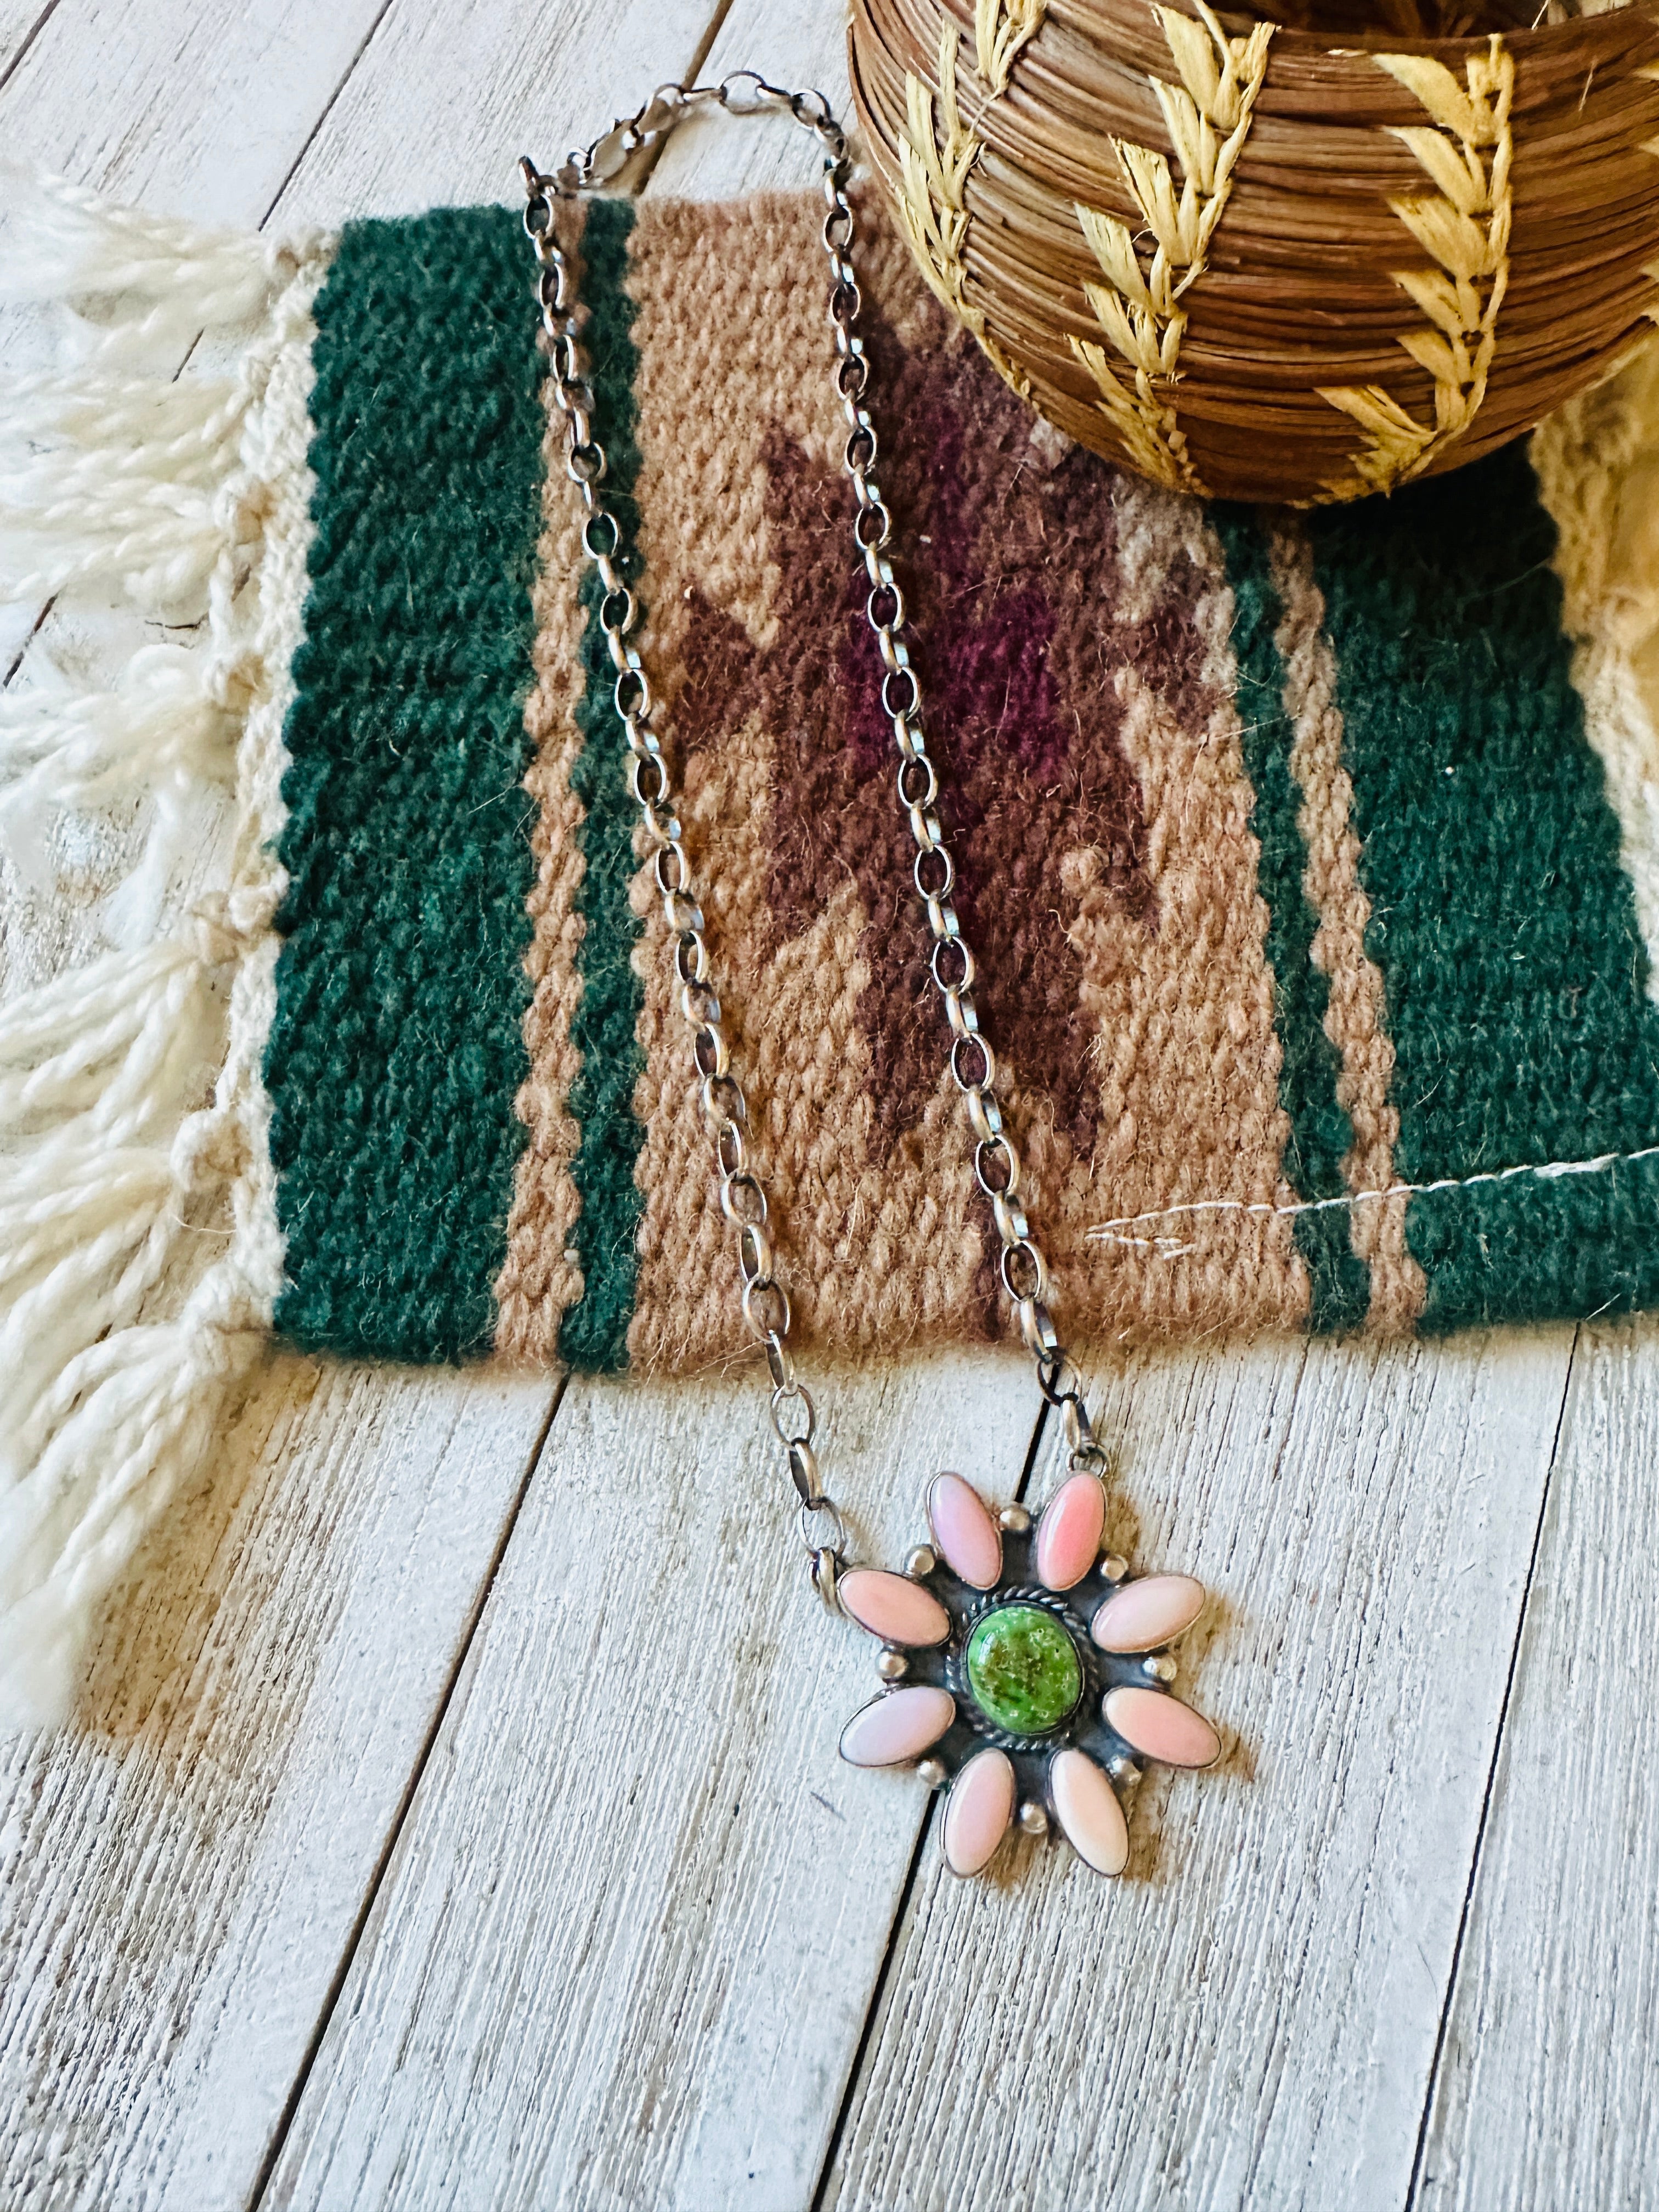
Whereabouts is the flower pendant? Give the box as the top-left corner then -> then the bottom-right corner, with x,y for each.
837,1471 -> 1217,1877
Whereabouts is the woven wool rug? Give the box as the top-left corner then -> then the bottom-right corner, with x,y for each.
4,170 -> 1659,1719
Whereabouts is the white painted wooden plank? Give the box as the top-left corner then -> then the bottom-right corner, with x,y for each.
263,1348 -> 1036,2212
820,1329 -> 1574,2212
0,0 -> 390,223
0,1357 -> 554,2212
275,0 -> 723,228
1418,1317 -> 1659,2212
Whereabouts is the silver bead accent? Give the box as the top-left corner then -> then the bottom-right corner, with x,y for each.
1143,1653 -> 1178,1684
877,1647 -> 909,1681
1099,1552 -> 1129,1584
1018,1799 -> 1048,1837
905,1543 -> 938,1579
916,1757 -> 949,1790
998,1504 -> 1031,1534
1108,1754 -> 1142,1785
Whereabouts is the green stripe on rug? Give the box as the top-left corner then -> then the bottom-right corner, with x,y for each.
1214,507 -> 1371,1334
556,195 -> 648,1373
266,206 -> 544,1361
1308,443 -> 1659,1334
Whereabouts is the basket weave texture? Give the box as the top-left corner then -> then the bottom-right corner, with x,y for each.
848,0 -> 1659,500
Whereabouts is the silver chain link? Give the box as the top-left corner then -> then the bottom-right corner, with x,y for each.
521,76 -> 1105,1600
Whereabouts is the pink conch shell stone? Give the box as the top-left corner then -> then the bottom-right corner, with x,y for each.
927,1472 -> 1002,1589
1051,1747 -> 1129,1876
1104,1686 -> 1222,1769
1035,1472 -> 1107,1591
943,1748 -> 1016,1877
839,1686 -> 956,1768
1091,1574 -> 1206,1654
838,1568 -> 951,1647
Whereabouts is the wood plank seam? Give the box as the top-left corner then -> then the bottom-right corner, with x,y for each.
808,1395 -> 1057,2211
0,0 -> 63,97
1412,1315 -> 1659,2205
641,0 -> 738,172
0,0 -> 411,701
1403,1321 -> 1582,2211
1,599 -> 46,687
256,0 -> 401,229
248,1372 -> 570,2210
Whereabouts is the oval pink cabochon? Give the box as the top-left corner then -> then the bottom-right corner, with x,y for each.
1035,1472 -> 1106,1591
838,1568 -> 951,1648
1050,1748 -> 1128,1876
1091,1574 -> 1206,1654
1104,1686 -> 1221,1769
839,1686 -> 956,1767
927,1472 -> 1002,1589
943,1748 -> 1015,1876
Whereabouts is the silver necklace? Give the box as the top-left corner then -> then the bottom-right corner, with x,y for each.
522,76 -> 1219,1882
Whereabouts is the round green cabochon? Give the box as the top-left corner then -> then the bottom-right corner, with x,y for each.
964,1603 -> 1083,1735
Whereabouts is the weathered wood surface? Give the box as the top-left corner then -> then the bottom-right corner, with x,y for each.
0,1358 -> 555,2212
1,0 -> 1655,2205
821,1329 -> 1575,2212
264,1350 -> 1035,2211
272,0 -> 723,227
0,0 -> 388,224
1419,1317 -> 1659,2212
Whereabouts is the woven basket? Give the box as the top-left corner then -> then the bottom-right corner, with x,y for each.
847,0 -> 1659,501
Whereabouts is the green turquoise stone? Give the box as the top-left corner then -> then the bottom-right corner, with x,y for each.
964,1604 -> 1082,1735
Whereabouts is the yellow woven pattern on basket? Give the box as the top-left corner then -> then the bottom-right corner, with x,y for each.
899,24 -> 1033,397
1320,36 -> 1513,499
1069,1 -> 1273,494
974,0 -> 1046,95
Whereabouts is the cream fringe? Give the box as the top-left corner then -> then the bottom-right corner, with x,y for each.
1533,338 -> 1659,1004
0,170 -> 330,1726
